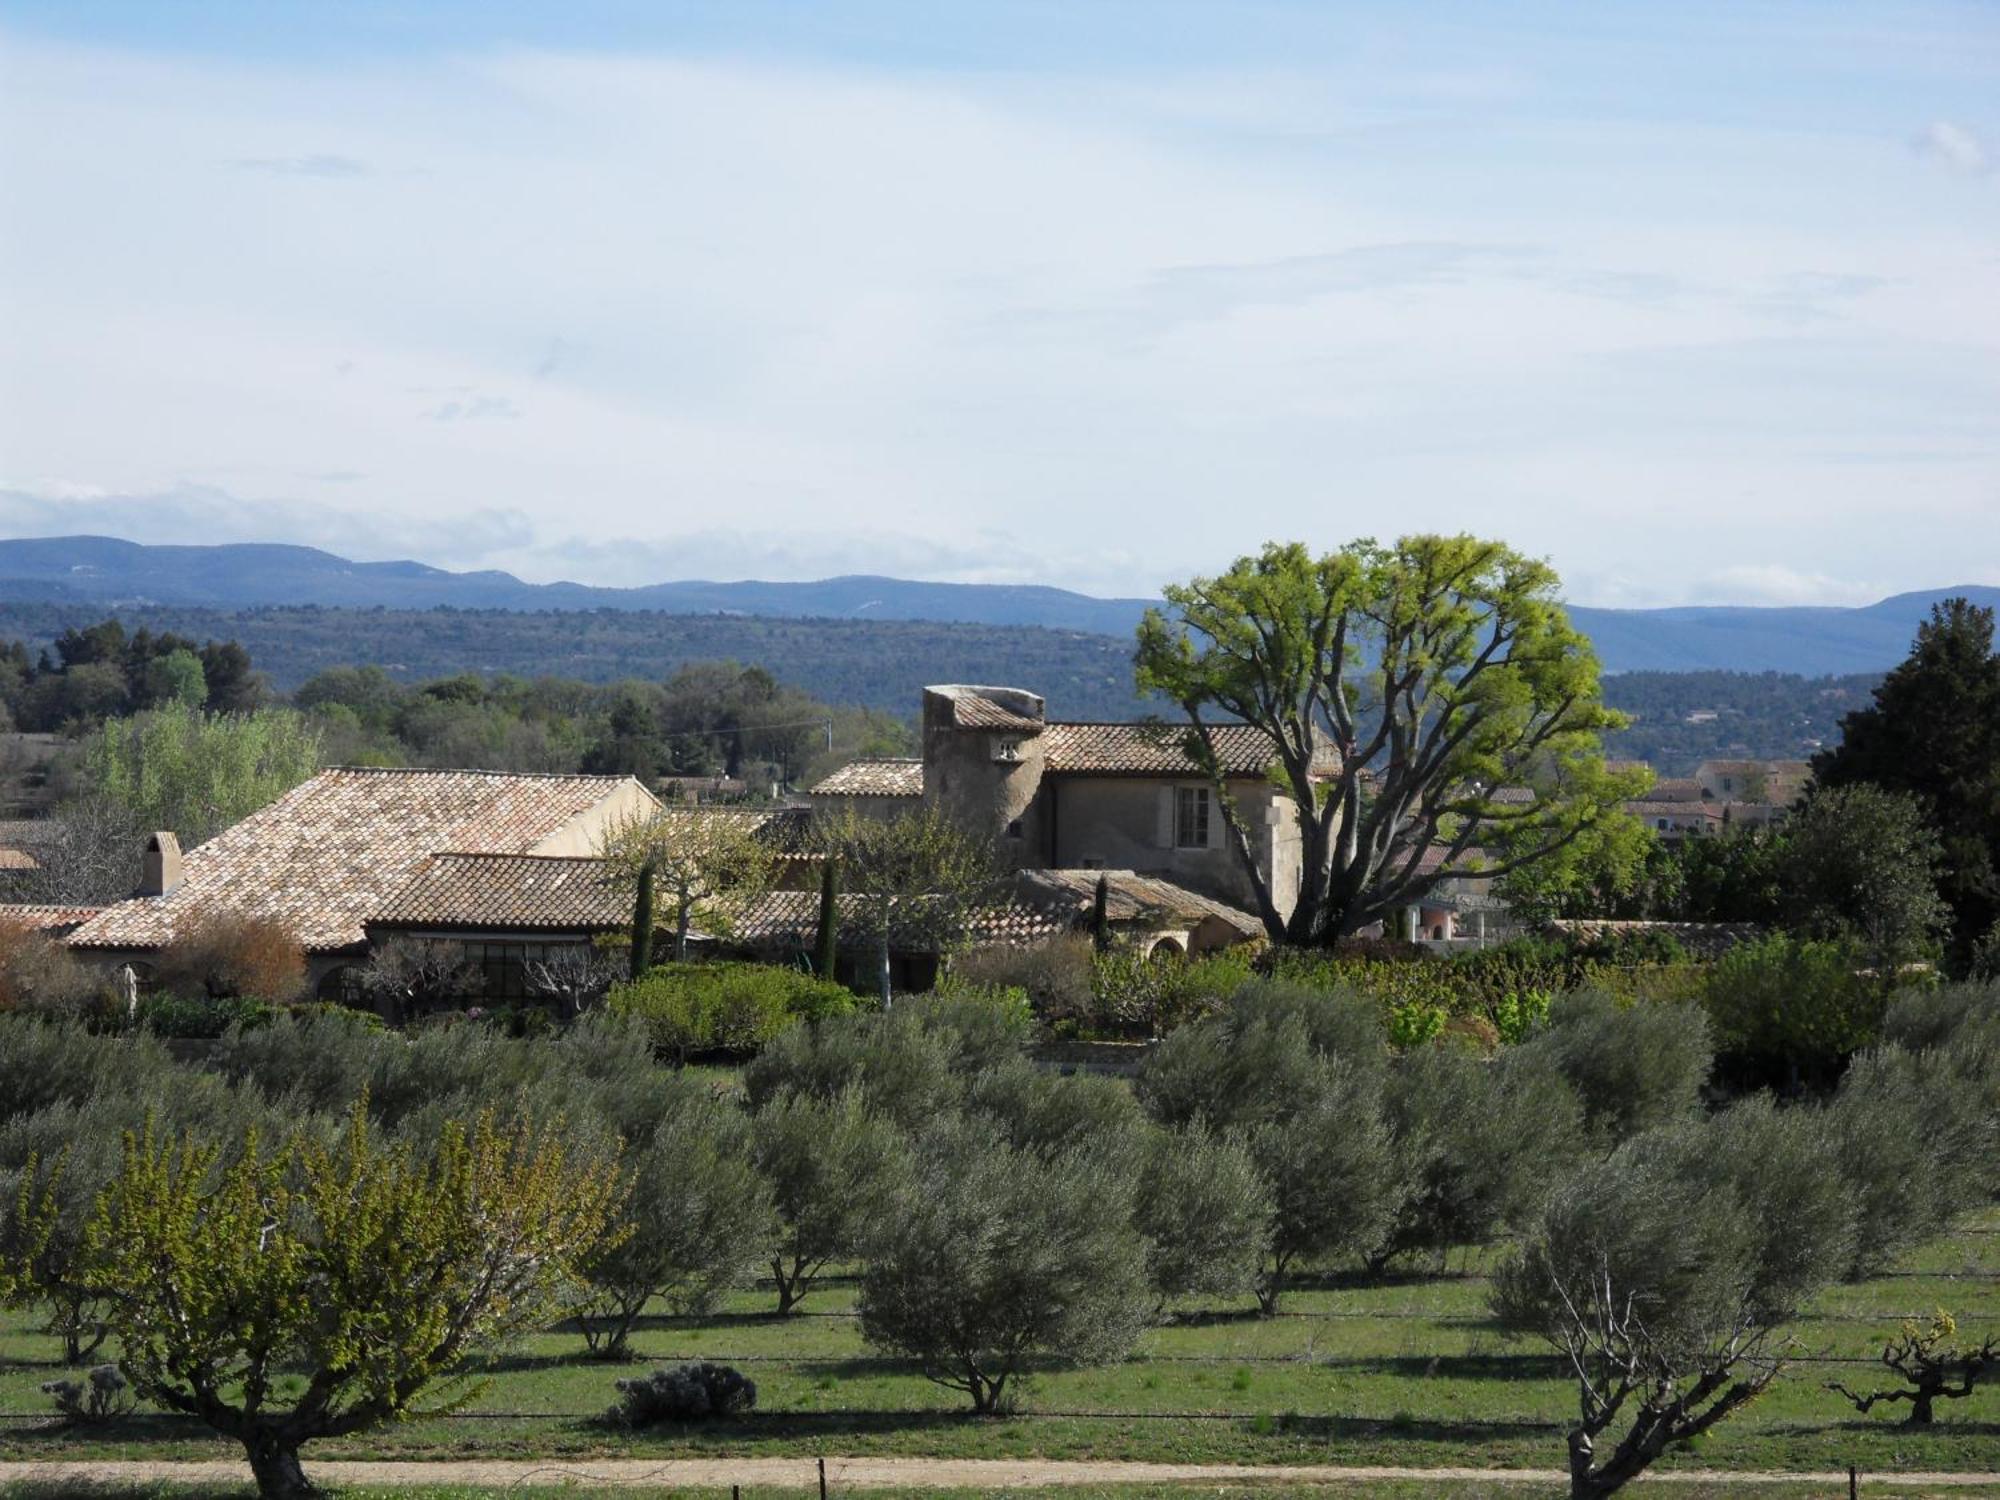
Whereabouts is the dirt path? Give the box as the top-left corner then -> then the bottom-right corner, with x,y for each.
3,1457 -> 1998,1490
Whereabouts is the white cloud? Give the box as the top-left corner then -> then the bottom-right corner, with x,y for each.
1684,565 -> 1888,608
228,153 -> 370,177
1914,119 -> 1990,176
0,27 -> 1994,607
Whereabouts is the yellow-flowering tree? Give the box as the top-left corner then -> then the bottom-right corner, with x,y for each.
84,1109 -> 623,1499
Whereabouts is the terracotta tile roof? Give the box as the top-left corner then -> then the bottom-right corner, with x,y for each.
1647,777 -> 1704,802
950,693 -> 1046,733
369,853 -> 627,932
1011,869 -> 1263,939
1487,786 -> 1537,806
69,767 -> 651,953
1044,722 -> 1325,778
1698,759 -> 1812,776
716,890 -> 1068,951
0,904 -> 103,933
1626,800 -> 1726,821
810,758 -> 924,797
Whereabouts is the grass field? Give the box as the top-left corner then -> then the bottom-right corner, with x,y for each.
3,1210 -> 1997,1486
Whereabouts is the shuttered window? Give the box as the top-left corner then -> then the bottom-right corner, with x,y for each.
1174,786 -> 1211,849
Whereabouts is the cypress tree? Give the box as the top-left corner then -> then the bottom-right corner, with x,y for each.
630,861 -> 655,980
1091,873 -> 1112,952
814,860 -> 840,979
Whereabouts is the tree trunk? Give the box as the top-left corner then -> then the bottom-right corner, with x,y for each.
1255,1256 -> 1286,1317
772,1257 -> 804,1316
1910,1389 -> 1935,1425
969,1370 -> 1007,1414
1567,1427 -> 1596,1500
675,894 -> 691,963
243,1429 -> 315,1500
877,924 -> 892,1009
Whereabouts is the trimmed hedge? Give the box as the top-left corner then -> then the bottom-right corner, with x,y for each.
135,993 -> 277,1039
608,962 -> 858,1062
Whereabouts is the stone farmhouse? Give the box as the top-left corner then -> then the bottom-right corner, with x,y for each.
62,767 -> 660,1003
811,684 -> 1337,929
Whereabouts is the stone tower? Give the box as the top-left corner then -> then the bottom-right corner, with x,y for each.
920,684 -> 1047,864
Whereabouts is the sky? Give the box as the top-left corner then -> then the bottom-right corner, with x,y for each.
0,1 -> 1995,608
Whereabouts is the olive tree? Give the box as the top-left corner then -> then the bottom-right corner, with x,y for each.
858,1117 -> 1151,1413
751,1089 -> 911,1315
571,1082 -> 772,1358
1134,982 -> 1396,1313
744,1006 -> 960,1131
1136,537 -> 1644,944
1135,980 -> 1386,1131
969,1055 -> 1149,1168
83,1109 -> 621,1500
1512,992 -> 1711,1148
1493,1102 -> 1853,1499
0,1100 -> 132,1363
1831,1034 -> 2000,1275
1368,1042 -> 1584,1270
1134,1122 -> 1272,1308
1246,1057 -> 1398,1313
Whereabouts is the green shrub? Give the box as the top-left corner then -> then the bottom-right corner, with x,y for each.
948,938 -> 1094,1026
1263,935 -> 1701,1047
1701,934 -> 1886,1090
906,983 -> 1037,1073
1090,948 -> 1255,1038
1385,996 -> 1448,1048
1490,987 -> 1554,1046
608,962 -> 856,1062
136,992 -> 276,1040
605,1362 -> 757,1425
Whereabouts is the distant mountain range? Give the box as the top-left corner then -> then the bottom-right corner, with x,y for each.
1,535 -> 1991,678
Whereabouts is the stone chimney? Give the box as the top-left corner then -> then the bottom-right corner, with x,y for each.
139,832 -> 182,897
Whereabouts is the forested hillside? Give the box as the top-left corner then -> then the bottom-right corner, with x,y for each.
2,537 -> 1991,676
1598,671 -> 1879,772
0,603 -> 1155,719
0,602 -> 1872,772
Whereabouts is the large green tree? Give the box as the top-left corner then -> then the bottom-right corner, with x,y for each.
1813,598 -> 2000,965
1137,537 -> 1643,945
1777,785 -> 1948,965
71,701 -> 323,847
